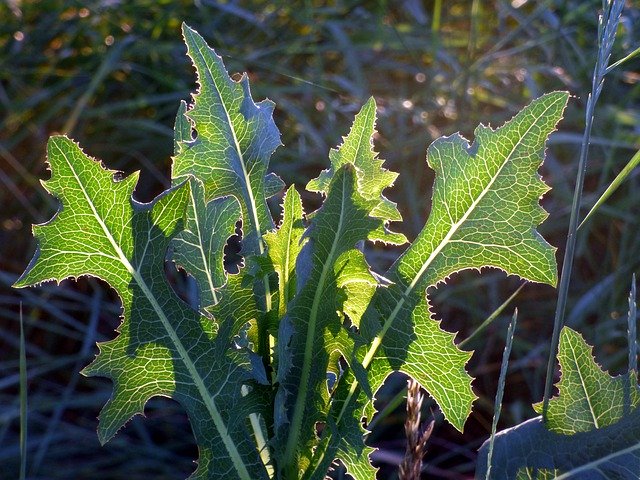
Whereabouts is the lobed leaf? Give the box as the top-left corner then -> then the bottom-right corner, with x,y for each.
172,99 -> 242,310
172,24 -> 282,253
15,136 -> 268,480
476,327 -> 640,479
275,164 -> 380,477
172,177 -> 240,309
533,327 -> 640,434
348,91 -> 569,433
302,93 -> 568,478
263,185 -> 306,319
307,97 -> 406,245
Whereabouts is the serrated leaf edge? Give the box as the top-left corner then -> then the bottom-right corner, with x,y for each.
336,92 -> 569,432
179,23 -> 281,252
18,136 -> 256,480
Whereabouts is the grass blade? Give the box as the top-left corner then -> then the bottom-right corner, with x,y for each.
19,304 -> 27,480
62,37 -> 133,135
605,45 -> 640,74
485,309 -> 518,480
432,0 -> 442,33
459,283 -> 525,349
578,148 -> 640,229
629,274 -> 637,376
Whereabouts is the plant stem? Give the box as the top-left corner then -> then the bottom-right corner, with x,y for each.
242,385 -> 274,476
459,283 -> 525,349
432,0 -> 442,34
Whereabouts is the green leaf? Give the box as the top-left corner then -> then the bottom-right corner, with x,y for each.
475,411 -> 640,479
302,93 -> 568,478
172,177 -> 240,309
335,249 -> 378,329
172,24 -> 281,253
338,92 -> 570,474
265,172 -> 286,199
307,97 -> 406,245
346,91 -> 569,433
302,368 -> 377,480
15,136 -> 268,480
276,164 -> 381,476
476,327 -> 640,479
263,185 -> 306,318
208,271 -> 269,386
534,327 -> 640,434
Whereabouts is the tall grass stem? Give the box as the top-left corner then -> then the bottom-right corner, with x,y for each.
432,0 -> 442,34
459,283 -> 525,349
542,0 -> 625,417
19,303 -> 27,480
578,148 -> 640,229
628,274 -> 637,376
485,309 -> 518,480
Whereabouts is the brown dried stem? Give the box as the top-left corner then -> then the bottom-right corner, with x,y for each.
399,379 -> 435,480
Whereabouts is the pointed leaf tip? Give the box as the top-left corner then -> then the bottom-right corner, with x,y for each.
535,326 -> 640,434
307,98 -> 406,245
173,24 -> 281,253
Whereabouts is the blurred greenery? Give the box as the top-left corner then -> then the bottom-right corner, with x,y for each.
1,1 -> 638,478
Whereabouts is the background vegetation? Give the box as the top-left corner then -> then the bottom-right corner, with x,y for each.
1,1 -> 639,478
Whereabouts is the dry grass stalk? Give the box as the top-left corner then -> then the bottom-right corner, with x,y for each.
399,379 -> 435,480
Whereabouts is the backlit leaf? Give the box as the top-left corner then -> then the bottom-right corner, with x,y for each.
534,327 -> 640,434
275,165 -> 380,477
172,24 -> 281,253
15,136 -> 268,480
476,328 -> 640,479
307,97 -> 406,245
172,177 -> 240,309
351,91 -> 569,432
263,186 -> 306,318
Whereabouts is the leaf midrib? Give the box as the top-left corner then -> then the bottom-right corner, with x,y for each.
56,141 -> 253,480
553,442 -> 640,479
189,183 -> 219,304
186,28 -> 274,366
188,33 -> 264,253
283,171 -> 349,469
566,339 -> 600,429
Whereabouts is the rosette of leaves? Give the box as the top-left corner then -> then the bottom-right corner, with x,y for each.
15,24 -> 569,479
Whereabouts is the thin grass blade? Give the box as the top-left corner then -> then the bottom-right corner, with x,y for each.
629,274 -> 637,376
542,0 -> 625,416
578,148 -> 640,229
605,45 -> 640,74
485,308 -> 518,480
19,304 -> 27,480
460,283 -> 525,349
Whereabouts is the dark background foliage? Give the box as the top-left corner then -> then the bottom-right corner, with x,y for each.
1,1 -> 639,478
